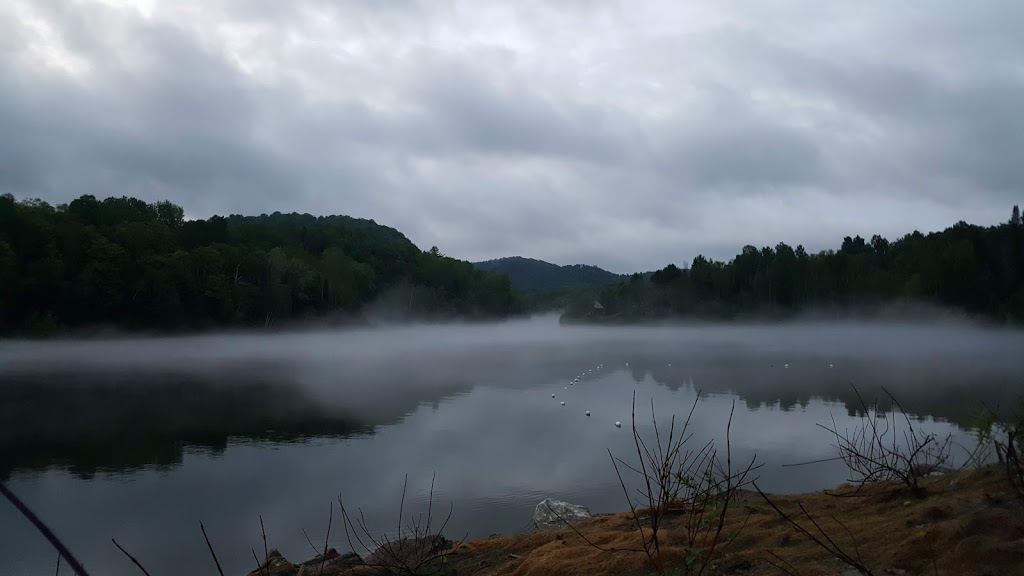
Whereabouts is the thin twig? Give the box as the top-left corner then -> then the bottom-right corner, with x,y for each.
543,501 -> 644,553
0,483 -> 91,576
754,484 -> 873,576
112,539 -> 153,576
319,502 -> 333,576
200,522 -> 225,576
302,528 -> 322,558
260,514 -> 269,568
766,550 -> 802,576
252,549 -> 266,576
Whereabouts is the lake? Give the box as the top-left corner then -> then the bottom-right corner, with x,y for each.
2,318 -> 1022,576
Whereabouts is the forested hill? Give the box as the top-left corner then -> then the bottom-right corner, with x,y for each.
473,256 -> 626,292
0,194 -> 525,336
563,207 -> 1024,324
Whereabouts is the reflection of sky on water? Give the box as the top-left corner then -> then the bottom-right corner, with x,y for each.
3,366 -> 972,576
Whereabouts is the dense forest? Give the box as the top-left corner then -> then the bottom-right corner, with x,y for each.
473,256 -> 626,292
0,194 -> 525,335
563,207 -> 1024,323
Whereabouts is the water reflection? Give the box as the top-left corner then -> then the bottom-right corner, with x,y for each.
0,371 -> 473,479
1,320 -> 1020,576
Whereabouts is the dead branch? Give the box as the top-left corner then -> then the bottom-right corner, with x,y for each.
319,503 -> 333,576
200,522 -> 225,576
754,484 -> 873,576
338,473 -> 464,575
111,539 -> 152,576
821,385 -> 952,496
603,391 -> 760,574
0,483 -> 91,576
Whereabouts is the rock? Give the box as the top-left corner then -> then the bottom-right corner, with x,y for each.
296,548 -> 363,575
366,535 -> 452,571
248,550 -> 299,576
533,498 -> 592,531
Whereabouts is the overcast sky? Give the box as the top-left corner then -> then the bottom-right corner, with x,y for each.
1,1 -> 1022,273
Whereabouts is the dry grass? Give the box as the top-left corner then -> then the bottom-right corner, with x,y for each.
428,467 -> 1024,576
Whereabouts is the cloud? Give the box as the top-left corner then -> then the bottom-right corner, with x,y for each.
0,0 -> 1021,272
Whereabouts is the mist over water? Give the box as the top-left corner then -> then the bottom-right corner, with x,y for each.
2,317 -> 1021,575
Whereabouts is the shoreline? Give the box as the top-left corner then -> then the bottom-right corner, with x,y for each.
249,466 -> 1023,576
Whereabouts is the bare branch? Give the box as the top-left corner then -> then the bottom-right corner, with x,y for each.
111,539 -> 152,576
754,484 -> 873,576
0,483 -> 91,576
200,522 -> 225,576
319,502 -> 333,576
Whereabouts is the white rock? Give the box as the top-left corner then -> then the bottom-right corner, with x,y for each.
585,411 -> 590,416
533,499 -> 592,531
551,394 -> 556,398
615,421 -> 622,428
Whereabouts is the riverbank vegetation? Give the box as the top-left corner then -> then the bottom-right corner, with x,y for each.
0,194 -> 525,336
563,208 -> 1024,324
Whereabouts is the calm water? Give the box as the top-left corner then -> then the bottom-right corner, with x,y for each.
1,318 -> 1021,576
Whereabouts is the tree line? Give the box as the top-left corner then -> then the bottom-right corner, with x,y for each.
563,206 -> 1024,323
0,194 -> 525,335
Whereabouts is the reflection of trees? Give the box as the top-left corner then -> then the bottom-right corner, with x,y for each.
619,352 -> 1018,429
398,341 -> 1017,431
0,368 -> 471,479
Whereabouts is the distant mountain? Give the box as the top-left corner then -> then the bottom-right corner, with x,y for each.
473,256 -> 627,292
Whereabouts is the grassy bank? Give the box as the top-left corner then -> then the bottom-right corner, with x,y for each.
257,466 -> 1022,576
445,468 -> 1022,575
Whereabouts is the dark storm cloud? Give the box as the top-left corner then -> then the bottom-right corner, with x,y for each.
0,0 -> 1021,272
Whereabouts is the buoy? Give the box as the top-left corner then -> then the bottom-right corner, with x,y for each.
560,401 -> 565,406
784,364 -> 789,368
829,363 -> 834,368
564,386 -> 567,390
625,362 -> 629,367
615,421 -> 622,428
551,394 -> 556,398
585,411 -> 591,416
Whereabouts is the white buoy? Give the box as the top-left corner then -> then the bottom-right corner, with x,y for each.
564,386 -> 568,390
585,411 -> 591,416
615,421 -> 622,428
784,363 -> 789,368
560,401 -> 565,406
552,394 -> 556,398
829,363 -> 834,368
625,362 -> 629,367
